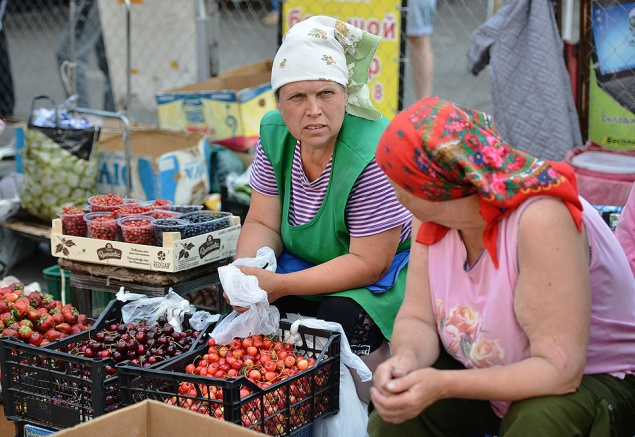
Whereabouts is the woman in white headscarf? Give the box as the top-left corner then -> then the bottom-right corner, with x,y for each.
230,16 -> 412,403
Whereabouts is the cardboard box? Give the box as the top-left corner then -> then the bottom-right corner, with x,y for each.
53,399 -> 263,436
50,216 -> 241,273
156,60 -> 277,152
97,129 -> 210,204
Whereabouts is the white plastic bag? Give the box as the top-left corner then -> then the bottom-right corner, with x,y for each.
284,316 -> 372,437
118,289 -> 196,332
211,246 -> 280,344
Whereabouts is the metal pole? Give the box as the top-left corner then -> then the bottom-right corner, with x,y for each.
69,0 -> 77,95
124,0 -> 131,115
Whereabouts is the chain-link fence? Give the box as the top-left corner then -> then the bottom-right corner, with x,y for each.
578,0 -> 635,149
0,0 -> 635,143
1,0 -> 494,127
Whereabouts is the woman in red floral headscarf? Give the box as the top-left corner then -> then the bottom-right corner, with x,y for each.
368,97 -> 635,436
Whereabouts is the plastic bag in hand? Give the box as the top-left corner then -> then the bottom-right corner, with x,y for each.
120,289 -> 196,332
211,246 -> 280,344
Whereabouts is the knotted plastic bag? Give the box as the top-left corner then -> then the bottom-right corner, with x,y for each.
116,288 -> 196,333
211,246 -> 279,344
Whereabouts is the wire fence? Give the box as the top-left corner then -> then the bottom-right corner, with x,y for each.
5,0 -> 630,151
1,0 -> 494,127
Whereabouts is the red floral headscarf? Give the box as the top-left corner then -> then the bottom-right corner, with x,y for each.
376,97 -> 583,268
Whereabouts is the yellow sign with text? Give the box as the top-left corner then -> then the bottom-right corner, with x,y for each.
281,2 -> 405,120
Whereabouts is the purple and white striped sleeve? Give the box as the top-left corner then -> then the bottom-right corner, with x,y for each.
346,159 -> 413,243
248,139 -> 279,197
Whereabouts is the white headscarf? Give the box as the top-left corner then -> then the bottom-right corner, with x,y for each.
271,16 -> 382,121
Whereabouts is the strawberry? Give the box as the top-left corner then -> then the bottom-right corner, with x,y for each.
52,312 -> 64,325
11,282 -> 24,291
18,325 -> 32,340
0,320 -> 4,331
61,304 -> 79,325
0,313 -> 15,325
10,299 -> 29,319
69,325 -> 82,335
26,308 -> 41,323
45,329 -> 62,342
77,314 -> 88,327
19,319 -> 33,328
36,313 -> 55,333
28,332 -> 43,346
55,323 -> 71,334
1,328 -> 19,339
28,291 -> 42,309
42,294 -> 57,310
0,301 -> 9,314
4,292 -> 19,303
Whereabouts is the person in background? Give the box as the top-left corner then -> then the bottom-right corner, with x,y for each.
0,0 -> 15,119
368,97 -> 635,436
407,0 -> 436,99
616,184 -> 635,278
57,0 -> 115,111
229,16 -> 412,404
261,0 -> 280,27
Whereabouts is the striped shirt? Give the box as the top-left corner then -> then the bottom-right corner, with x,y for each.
250,139 -> 412,243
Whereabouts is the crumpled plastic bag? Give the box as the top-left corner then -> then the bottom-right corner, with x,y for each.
116,288 -> 196,333
284,316 -> 372,437
211,246 -> 280,344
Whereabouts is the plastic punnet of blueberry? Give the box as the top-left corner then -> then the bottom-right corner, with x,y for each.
167,204 -> 205,214
180,211 -> 232,238
153,218 -> 189,246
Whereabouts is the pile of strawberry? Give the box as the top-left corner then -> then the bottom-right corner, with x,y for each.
0,281 -> 91,346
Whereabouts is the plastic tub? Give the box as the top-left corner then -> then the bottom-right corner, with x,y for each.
181,210 -> 232,238
153,218 -> 189,246
150,209 -> 183,220
84,212 -> 120,240
140,199 -> 173,210
88,194 -> 138,212
115,203 -> 154,218
58,206 -> 88,237
167,204 -> 204,214
118,215 -> 156,245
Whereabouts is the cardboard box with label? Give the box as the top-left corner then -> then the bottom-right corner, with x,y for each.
50,216 -> 241,273
97,129 -> 211,204
52,399 -> 263,437
156,60 -> 277,152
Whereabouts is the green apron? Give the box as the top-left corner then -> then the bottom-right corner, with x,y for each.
259,110 -> 410,339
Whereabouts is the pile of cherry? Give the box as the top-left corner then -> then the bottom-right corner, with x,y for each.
69,316 -> 205,377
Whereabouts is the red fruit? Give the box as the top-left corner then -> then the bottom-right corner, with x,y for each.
55,323 -> 71,334
77,314 -> 88,326
26,308 -> 41,322
4,292 -> 18,303
0,301 -> 8,313
28,291 -> 42,308
18,325 -> 32,339
0,286 -> 12,295
41,294 -> 55,309
69,325 -> 82,335
12,282 -> 24,291
36,313 -> 55,333
61,304 -> 79,324
28,332 -> 43,346
1,328 -> 18,339
52,312 -> 64,325
45,329 -> 62,342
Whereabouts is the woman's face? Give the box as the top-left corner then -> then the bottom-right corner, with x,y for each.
276,80 -> 346,151
390,181 -> 439,223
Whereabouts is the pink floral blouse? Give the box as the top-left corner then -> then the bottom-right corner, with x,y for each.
428,196 -> 635,417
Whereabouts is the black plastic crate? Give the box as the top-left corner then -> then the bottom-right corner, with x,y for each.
0,299 -> 217,430
117,320 -> 341,436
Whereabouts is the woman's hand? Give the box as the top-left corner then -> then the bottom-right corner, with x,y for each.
370,358 -> 444,424
235,265 -> 286,303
